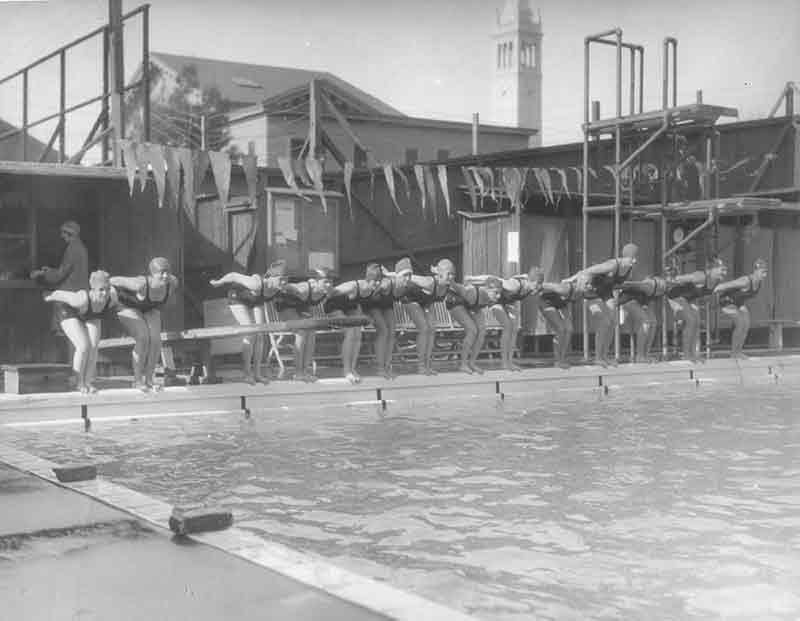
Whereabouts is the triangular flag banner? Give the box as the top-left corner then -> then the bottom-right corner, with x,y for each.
294,158 -> 312,187
552,167 -> 570,199
175,147 -> 194,217
482,167 -> 497,202
394,165 -> 412,201
194,150 -> 211,194
461,167 -> 477,210
413,165 -> 427,216
277,156 -> 310,202
243,153 -> 258,206
208,150 -> 232,205
569,166 -> 583,195
470,167 -> 487,205
533,168 -> 555,205
146,143 -> 167,208
119,139 -> 138,196
501,167 -> 523,210
305,156 -> 328,214
134,142 -> 149,191
423,165 -> 438,223
383,163 -> 402,214
343,161 -> 354,221
436,165 -> 451,218
163,146 -> 182,209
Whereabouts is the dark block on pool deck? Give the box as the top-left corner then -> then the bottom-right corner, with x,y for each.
52,464 -> 97,483
169,507 -> 233,535
2,363 -> 73,394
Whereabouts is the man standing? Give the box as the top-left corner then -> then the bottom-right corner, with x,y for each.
30,220 -> 89,291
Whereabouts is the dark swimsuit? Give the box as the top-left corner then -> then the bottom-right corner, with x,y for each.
55,292 -> 115,322
497,277 -> 535,313
667,272 -> 717,303
540,282 -> 575,311
587,259 -> 633,301
227,275 -> 278,308
117,277 -> 171,313
361,280 -> 395,312
619,277 -> 668,308
719,276 -> 760,308
402,280 -> 448,309
445,284 -> 487,312
324,281 -> 374,314
274,283 -> 326,316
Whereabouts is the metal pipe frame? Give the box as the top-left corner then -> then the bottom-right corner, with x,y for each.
619,118 -> 669,172
662,211 -> 715,259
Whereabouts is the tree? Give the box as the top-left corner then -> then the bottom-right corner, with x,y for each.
125,63 -> 236,154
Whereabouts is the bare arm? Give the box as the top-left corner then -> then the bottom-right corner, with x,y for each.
210,272 -> 261,290
541,282 -> 572,297
409,274 -> 435,291
331,281 -> 357,298
43,289 -> 88,309
109,275 -> 146,292
713,275 -> 748,294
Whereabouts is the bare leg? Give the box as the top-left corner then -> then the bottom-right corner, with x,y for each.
469,309 -> 487,373
382,307 -> 397,376
252,305 -> 268,382
423,308 -> 437,373
623,301 -> 647,362
143,309 -> 162,389
449,305 -> 477,374
492,305 -> 519,370
588,300 -> 610,365
405,302 -> 431,374
369,308 -> 389,372
229,303 -> 256,383
117,309 -> 149,389
84,319 -> 102,391
303,329 -> 317,380
60,317 -> 90,391
541,306 -> 570,368
349,321 -> 363,380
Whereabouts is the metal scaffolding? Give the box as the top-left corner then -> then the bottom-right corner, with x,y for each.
580,29 -> 783,362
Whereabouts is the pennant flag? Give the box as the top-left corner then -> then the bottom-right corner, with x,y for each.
533,168 -> 555,205
243,153 -> 259,206
482,167 -> 497,202
552,167 -> 570,199
423,165 -> 438,223
602,164 -> 618,181
295,158 -> 313,187
208,150 -> 232,205
461,167 -> 478,210
277,156 -> 310,202
305,156 -> 328,214
587,167 -> 598,179
119,139 -> 138,196
383,163 -> 403,214
134,142 -> 149,191
395,165 -> 412,200
470,166 -> 486,201
146,143 -> 168,208
436,164 -> 451,218
175,147 -> 195,216
194,149 -> 211,194
569,166 -> 583,194
501,167 -> 523,210
413,164 -> 427,216
163,146 -> 182,209
343,161 -> 354,221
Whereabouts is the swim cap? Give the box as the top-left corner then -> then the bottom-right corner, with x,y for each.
754,258 -> 768,270
89,270 -> 110,289
622,243 -> 638,258
394,257 -> 413,276
706,256 -> 725,270
148,257 -> 171,274
435,258 -> 455,273
365,263 -> 382,281
310,266 -> 334,281
61,220 -> 80,236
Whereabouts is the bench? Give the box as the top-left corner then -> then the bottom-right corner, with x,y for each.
2,363 -> 74,394
98,318 -> 367,384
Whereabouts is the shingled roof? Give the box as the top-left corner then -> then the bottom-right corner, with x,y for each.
149,52 -> 404,117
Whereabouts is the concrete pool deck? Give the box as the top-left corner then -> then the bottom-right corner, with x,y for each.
2,354 -> 799,620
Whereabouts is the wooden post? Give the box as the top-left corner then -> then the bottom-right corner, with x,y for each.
309,79 -> 320,159
108,0 -> 124,166
471,113 -> 479,155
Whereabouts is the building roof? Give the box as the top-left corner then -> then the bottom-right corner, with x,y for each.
149,52 -> 404,117
0,117 -> 59,162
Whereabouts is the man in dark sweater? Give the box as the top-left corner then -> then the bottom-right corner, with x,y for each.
30,220 -> 89,291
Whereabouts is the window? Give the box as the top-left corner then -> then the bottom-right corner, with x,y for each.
436,149 -> 450,162
354,145 -> 367,168
404,148 -> 418,165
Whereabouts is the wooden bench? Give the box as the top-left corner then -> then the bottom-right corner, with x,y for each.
98,318 -> 367,384
2,363 -> 74,394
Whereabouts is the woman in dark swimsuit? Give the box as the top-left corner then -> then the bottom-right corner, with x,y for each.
43,270 -> 119,394
111,257 -> 179,391
324,263 -> 381,383
361,264 -> 410,380
714,258 -> 767,359
618,268 -> 675,363
209,260 -> 288,384
535,269 -> 579,369
397,257 -> 454,375
274,267 -> 334,382
488,267 -> 542,371
447,276 -> 502,374
666,257 -> 728,363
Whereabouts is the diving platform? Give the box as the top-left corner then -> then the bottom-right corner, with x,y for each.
585,103 -> 738,135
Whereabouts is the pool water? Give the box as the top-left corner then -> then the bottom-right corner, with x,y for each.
3,383 -> 800,620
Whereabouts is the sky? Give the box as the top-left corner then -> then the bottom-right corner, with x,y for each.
0,0 -> 798,152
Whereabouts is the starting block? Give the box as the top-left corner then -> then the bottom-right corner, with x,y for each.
52,464 -> 97,483
169,506 -> 233,535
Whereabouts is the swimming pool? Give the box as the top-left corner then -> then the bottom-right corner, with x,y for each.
3,381 -> 800,620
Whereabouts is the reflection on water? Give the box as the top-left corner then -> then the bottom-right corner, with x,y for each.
5,383 -> 800,620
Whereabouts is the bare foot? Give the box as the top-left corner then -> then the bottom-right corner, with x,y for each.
458,364 -> 474,374
557,361 -> 571,370
254,374 -> 270,384
345,372 -> 358,385
469,363 -> 485,375
243,374 -> 257,385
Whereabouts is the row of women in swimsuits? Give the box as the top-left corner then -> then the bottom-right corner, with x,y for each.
44,257 -> 178,393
